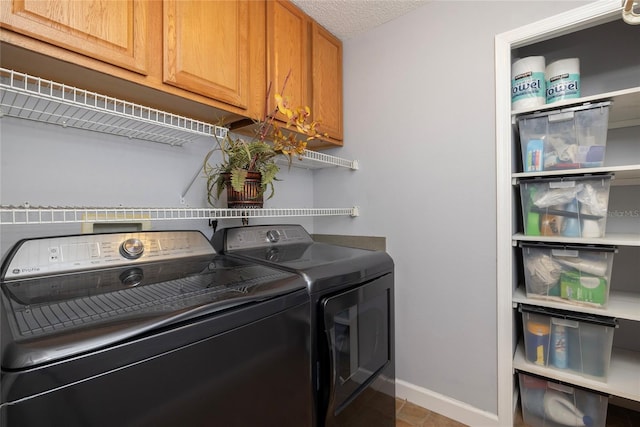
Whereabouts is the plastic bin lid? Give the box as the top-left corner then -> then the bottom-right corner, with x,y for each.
515,370 -> 611,396
519,304 -> 618,328
516,100 -> 612,121
518,173 -> 614,185
519,241 -> 617,253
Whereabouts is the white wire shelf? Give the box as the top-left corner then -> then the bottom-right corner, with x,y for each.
0,68 -> 227,146
283,150 -> 359,170
0,206 -> 359,225
1,68 -> 358,169
0,68 -> 360,222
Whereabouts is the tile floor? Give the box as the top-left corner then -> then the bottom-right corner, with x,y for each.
395,399 -> 468,427
395,399 -> 640,427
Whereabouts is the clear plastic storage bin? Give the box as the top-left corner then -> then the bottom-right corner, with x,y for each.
519,174 -> 612,238
520,242 -> 616,308
518,371 -> 608,427
520,305 -> 617,381
517,101 -> 611,172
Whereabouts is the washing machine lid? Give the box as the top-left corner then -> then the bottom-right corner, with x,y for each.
233,241 -> 380,269
1,231 -> 305,370
213,225 -> 394,292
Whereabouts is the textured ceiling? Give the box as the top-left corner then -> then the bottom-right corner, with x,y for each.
291,0 -> 429,40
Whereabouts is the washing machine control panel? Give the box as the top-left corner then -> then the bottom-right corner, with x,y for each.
2,231 -> 215,279
219,225 -> 313,251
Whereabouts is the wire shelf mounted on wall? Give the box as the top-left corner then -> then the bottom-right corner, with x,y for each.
277,150 -> 359,170
0,205 -> 360,225
0,68 -> 227,146
0,68 -> 358,170
0,68 -> 361,223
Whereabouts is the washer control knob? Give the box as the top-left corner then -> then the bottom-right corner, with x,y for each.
120,238 -> 144,259
266,229 -> 281,243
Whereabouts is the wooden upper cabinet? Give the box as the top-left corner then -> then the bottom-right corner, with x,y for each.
164,0 -> 252,110
311,22 -> 343,142
266,0 -> 309,122
0,0 -> 149,74
267,0 -> 343,142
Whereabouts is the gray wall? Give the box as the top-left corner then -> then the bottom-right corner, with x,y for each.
0,116 -> 316,255
313,0 -> 590,415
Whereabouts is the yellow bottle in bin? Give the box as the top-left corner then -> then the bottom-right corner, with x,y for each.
526,322 -> 550,366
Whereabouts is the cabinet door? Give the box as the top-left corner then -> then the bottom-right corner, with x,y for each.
0,0 -> 148,74
164,0 -> 251,110
266,0 -> 309,121
311,23 -> 343,141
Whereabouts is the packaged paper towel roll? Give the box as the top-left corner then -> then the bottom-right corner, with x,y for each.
512,56 -> 546,110
546,58 -> 580,104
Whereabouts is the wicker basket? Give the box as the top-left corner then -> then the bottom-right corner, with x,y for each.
223,172 -> 264,209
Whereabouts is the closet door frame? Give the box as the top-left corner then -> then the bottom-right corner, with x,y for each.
494,1 -> 622,426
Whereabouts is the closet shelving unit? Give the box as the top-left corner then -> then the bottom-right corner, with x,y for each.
496,2 -> 640,425
0,68 -> 359,224
510,87 -> 640,404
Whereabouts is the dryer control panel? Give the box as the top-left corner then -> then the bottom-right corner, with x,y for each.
213,225 -> 313,252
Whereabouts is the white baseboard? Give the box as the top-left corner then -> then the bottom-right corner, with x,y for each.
396,379 -> 501,427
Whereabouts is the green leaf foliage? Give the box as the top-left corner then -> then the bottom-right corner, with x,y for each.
203,133 -> 282,206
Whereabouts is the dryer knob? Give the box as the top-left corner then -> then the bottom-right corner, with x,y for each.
266,229 -> 281,243
120,238 -> 144,259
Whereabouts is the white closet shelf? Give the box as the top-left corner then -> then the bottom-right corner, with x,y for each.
511,86 -> 640,129
0,206 -> 359,225
514,341 -> 640,402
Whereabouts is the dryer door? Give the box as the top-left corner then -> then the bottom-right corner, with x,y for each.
321,273 -> 395,427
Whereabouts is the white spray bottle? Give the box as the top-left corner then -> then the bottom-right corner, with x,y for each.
543,390 -> 593,426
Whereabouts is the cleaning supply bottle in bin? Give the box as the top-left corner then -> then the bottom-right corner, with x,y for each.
526,322 -> 550,366
551,324 -> 568,369
541,214 -> 563,236
562,199 -> 581,237
543,390 -> 593,427
526,187 -> 541,235
525,388 -> 593,427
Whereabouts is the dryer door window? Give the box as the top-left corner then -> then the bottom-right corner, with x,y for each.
322,274 -> 393,416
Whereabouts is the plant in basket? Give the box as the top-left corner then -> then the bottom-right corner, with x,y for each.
204,74 -> 325,209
